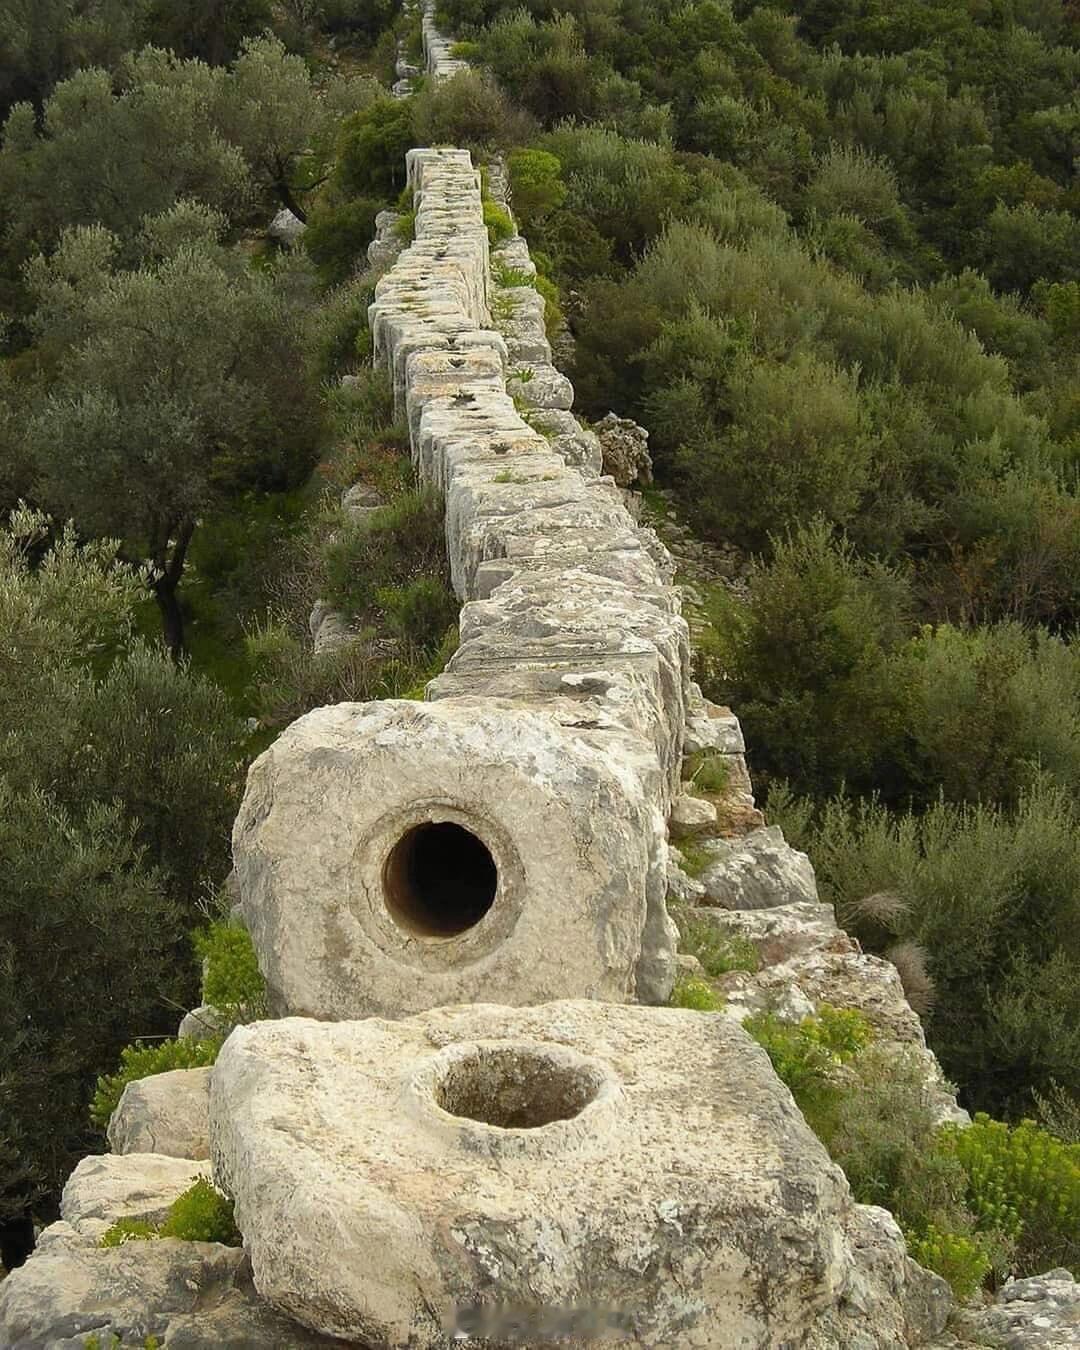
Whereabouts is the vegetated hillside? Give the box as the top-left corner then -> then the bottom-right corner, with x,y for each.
0,0 -> 1077,1294
414,0 -> 1080,1127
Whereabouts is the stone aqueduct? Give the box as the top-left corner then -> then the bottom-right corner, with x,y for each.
7,9 -> 1061,1349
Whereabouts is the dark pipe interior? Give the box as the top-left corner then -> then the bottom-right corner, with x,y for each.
383,821 -> 498,937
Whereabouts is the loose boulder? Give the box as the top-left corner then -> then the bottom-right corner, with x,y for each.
107,1067 -> 212,1161
698,825 -> 818,909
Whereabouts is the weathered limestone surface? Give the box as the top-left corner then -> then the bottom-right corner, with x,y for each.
697,825 -> 819,910
937,1271 -> 1080,1348
0,1152 -> 344,1348
106,1067 -> 211,1160
595,411 -> 654,487
0,1236 -> 342,1348
211,1001 -> 949,1349
236,700 -> 662,1019
267,207 -> 306,247
60,1153 -> 209,1242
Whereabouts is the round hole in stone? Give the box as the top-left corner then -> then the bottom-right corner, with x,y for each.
435,1048 -> 601,1129
382,822 -> 498,938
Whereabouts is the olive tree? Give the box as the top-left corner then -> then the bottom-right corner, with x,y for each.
0,506 -> 241,1259
23,204 -> 320,655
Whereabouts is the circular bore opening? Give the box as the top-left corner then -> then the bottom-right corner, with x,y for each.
435,1048 -> 601,1129
382,821 -> 498,938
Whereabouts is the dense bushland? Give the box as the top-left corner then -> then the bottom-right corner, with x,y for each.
433,0 -> 1080,1143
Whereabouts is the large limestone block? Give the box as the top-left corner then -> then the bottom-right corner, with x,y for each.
211,1001 -> 942,1348
107,1067 -> 212,1160
699,824 -> 819,909
234,699 -> 661,1020
0,1234 -> 342,1348
60,1152 -> 208,1242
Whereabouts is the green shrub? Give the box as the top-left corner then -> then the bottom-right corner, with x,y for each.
507,148 -> 566,226
771,781 -> 1080,1119
304,198 -> 382,286
670,975 -> 725,1012
412,69 -> 534,151
906,1226 -> 993,1302
684,750 -> 731,795
160,1178 -> 241,1246
193,920 -> 266,1022
673,907 -> 759,977
943,1115 -> 1080,1272
483,200 -> 514,247
320,489 -> 447,617
376,576 -> 458,651
306,276 -> 375,381
746,1006 -> 874,1136
90,1039 -> 221,1129
336,97 -> 414,198
100,1178 -> 241,1250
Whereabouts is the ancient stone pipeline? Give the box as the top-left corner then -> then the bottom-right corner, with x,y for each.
232,147 -> 693,1020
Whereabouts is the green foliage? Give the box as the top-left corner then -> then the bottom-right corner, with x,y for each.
160,1177 -> 241,1245
20,207 -> 321,654
412,68 -> 534,151
670,975 -> 724,1012
303,197 -> 381,285
672,907 -> 759,977
773,781 -> 1080,1118
100,1218 -> 158,1248
193,920 -> 266,1022
906,1226 -> 993,1302
90,1038 -> 221,1129
376,576 -> 459,650
507,148 -> 566,226
320,489 -> 449,619
746,1006 -> 874,1135
0,508 -> 241,1222
482,199 -> 514,246
944,1115 -> 1080,1272
684,751 -> 731,795
335,96 -> 414,198
704,520 -> 911,799
100,1177 -> 241,1250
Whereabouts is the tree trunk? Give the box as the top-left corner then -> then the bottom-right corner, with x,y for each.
153,576 -> 185,662
152,518 -> 196,662
276,176 -> 308,224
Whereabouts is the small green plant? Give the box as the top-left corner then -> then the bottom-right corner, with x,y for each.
194,920 -> 266,1022
670,975 -> 725,1011
100,1217 -> 159,1247
160,1178 -> 242,1245
492,262 -> 534,288
91,1038 -> 221,1128
746,1006 -> 874,1136
100,1179 -> 241,1251
906,1225 -> 993,1302
394,208 -> 417,242
673,907 -> 760,976
511,366 -> 534,384
483,200 -> 514,247
685,750 -> 732,795
675,841 -> 713,878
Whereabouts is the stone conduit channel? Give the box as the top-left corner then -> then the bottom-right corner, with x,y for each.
232,145 -> 694,1020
